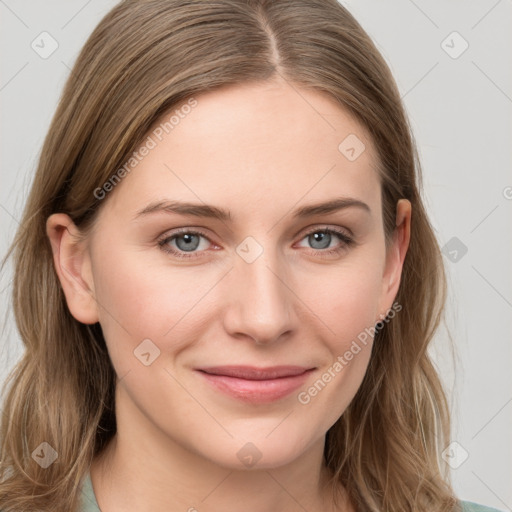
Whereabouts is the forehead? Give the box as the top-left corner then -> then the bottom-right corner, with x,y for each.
103,80 -> 381,222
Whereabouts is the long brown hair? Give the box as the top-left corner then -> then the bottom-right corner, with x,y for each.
0,0 -> 460,510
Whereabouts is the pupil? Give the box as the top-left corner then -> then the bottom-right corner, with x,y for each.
311,231 -> 330,249
177,233 -> 199,251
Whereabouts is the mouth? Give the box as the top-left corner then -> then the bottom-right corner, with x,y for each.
195,365 -> 315,404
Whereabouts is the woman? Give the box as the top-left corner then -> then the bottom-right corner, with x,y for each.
0,0 -> 502,510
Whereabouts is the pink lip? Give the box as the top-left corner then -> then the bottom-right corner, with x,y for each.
196,365 -> 315,404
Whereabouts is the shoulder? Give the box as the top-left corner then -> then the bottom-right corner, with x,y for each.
459,500 -> 504,512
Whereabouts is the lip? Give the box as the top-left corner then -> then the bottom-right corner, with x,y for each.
196,365 -> 315,404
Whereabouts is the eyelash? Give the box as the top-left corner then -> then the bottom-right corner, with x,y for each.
157,226 -> 355,260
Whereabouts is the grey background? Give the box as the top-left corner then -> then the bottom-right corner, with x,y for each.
1,0 -> 511,509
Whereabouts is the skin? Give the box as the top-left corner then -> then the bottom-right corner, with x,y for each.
47,77 -> 411,512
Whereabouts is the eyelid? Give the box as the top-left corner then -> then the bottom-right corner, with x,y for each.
157,224 -> 355,259
298,224 -> 353,240
157,227 -> 215,254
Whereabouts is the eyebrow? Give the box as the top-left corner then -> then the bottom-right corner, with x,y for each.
133,197 -> 371,222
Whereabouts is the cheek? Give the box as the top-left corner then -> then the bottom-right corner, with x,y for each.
301,256 -> 384,347
90,249 -> 218,366
293,262 -> 382,429
92,247 -> 190,327
91,237 -> 384,375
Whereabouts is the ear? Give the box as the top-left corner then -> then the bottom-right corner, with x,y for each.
46,213 -> 99,324
376,199 -> 411,321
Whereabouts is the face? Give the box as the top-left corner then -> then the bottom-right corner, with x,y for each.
50,78 -> 410,470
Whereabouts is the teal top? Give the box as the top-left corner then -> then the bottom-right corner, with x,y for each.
80,471 -> 101,511
458,503 -> 504,512
79,471 -> 503,512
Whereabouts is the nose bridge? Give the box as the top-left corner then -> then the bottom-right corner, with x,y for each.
225,236 -> 294,343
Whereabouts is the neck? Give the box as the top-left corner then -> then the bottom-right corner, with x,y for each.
89,387 -> 353,512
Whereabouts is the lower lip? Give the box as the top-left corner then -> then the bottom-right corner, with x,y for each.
197,370 -> 314,404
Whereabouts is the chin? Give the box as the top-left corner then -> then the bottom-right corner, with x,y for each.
196,426 -> 321,471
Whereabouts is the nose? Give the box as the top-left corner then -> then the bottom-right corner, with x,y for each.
222,244 -> 295,346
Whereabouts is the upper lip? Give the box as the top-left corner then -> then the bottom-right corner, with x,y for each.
196,365 -> 314,380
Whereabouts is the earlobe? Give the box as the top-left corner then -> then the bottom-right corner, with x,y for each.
377,199 -> 411,320
46,213 -> 99,324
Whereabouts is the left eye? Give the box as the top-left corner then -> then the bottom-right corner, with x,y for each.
297,228 -> 353,251
158,227 -> 354,259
